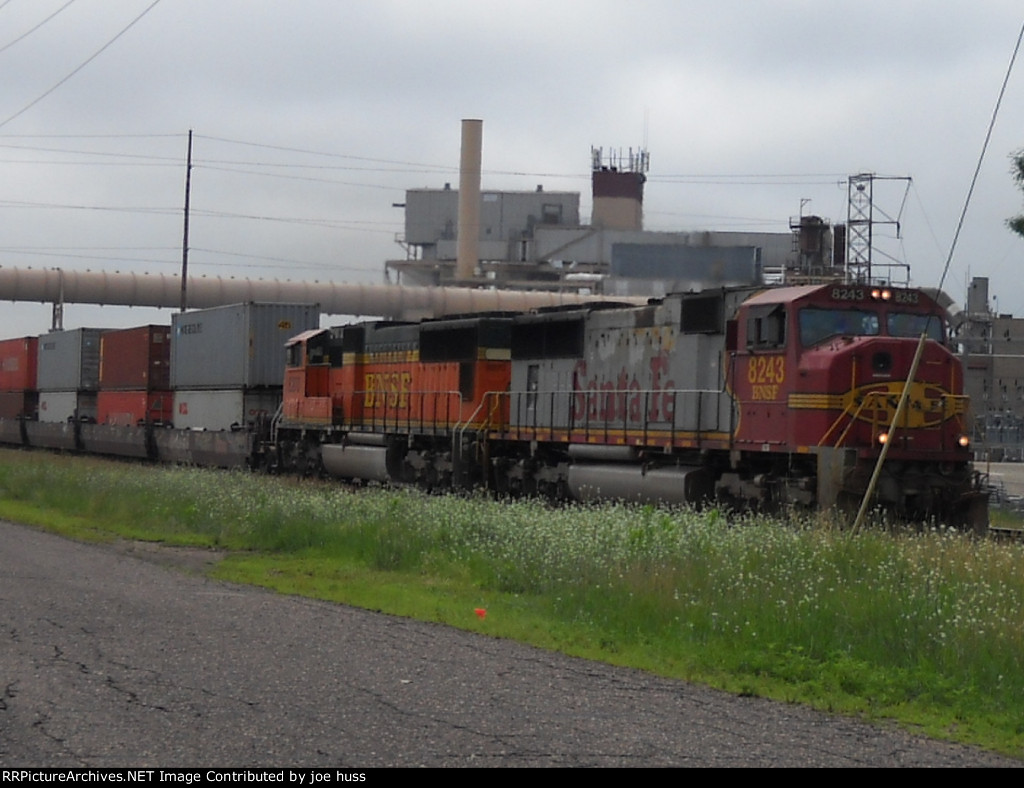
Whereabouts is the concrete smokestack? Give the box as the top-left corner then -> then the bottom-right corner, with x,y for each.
456,119 -> 483,282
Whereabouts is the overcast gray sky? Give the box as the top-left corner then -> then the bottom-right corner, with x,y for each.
1,0 -> 1023,337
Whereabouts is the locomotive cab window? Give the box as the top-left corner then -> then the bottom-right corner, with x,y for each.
888,312 -> 944,342
746,305 -> 786,349
286,342 -> 303,368
799,308 -> 880,346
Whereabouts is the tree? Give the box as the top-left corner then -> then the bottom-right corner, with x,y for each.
1010,149 -> 1024,238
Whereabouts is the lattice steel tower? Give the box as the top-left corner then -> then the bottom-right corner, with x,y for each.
845,172 -> 912,285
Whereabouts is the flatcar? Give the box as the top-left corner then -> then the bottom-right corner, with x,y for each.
275,282 -> 987,529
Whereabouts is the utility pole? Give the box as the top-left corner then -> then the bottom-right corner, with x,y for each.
179,129 -> 193,313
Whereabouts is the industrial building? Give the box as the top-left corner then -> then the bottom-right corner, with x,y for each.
955,276 -> 1024,459
386,132 -> 841,297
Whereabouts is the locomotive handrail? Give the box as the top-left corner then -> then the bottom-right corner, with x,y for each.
453,390 -> 507,437
825,390 -> 893,448
452,391 -> 508,490
351,389 -> 463,436
269,401 -> 284,445
498,386 -> 725,445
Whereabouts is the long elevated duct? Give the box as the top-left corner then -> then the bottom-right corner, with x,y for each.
0,267 -> 641,319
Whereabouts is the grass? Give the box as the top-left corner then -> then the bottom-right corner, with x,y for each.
1,447 -> 1023,757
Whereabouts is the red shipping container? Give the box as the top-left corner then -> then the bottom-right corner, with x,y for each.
0,337 -> 38,392
100,325 -> 171,390
97,390 -> 173,426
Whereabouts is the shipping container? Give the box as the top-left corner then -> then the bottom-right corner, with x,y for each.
0,337 -> 38,392
173,389 -> 281,431
97,390 -> 173,426
100,325 -> 171,390
0,390 -> 37,419
38,391 -> 97,423
171,303 -> 319,390
37,329 -> 103,392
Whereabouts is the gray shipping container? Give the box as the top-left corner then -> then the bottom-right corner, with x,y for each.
37,328 -> 104,392
173,389 -> 281,431
38,390 -> 98,423
171,303 -> 319,390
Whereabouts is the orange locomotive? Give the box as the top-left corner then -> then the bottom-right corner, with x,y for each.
276,283 -> 987,528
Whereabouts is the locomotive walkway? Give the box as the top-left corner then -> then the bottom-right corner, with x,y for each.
0,520 -> 1018,767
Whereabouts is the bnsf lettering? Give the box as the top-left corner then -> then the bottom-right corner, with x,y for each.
751,384 -> 780,401
747,355 -> 785,401
365,371 -> 412,409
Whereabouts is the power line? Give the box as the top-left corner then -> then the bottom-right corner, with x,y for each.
0,0 -> 164,130
937,19 -> 1024,295
0,0 -> 79,56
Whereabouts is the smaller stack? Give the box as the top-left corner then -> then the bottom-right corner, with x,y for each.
37,328 -> 103,422
0,336 -> 39,420
172,303 -> 320,430
98,325 -> 172,426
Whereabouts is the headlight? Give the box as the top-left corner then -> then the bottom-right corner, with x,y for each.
958,434 -> 971,448
877,432 -> 889,445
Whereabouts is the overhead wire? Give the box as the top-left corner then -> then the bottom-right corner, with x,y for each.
936,19 -> 1024,295
0,0 -> 79,56
0,0 -> 164,130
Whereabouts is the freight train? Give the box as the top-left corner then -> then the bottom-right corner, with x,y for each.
0,283 -> 990,529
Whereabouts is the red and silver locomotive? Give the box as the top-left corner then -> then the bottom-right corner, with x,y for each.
277,282 -> 987,528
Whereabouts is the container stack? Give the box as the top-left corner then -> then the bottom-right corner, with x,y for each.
98,325 -> 172,426
0,336 -> 39,421
171,303 -> 320,430
37,328 -> 103,422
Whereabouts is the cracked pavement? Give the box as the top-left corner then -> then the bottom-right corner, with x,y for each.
0,520 -> 1019,767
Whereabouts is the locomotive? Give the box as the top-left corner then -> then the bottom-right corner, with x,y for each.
273,281 -> 988,529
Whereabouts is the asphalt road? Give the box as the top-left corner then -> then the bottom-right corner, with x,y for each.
1,520 -> 1018,768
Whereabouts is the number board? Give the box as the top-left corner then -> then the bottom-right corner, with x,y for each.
828,286 -> 921,305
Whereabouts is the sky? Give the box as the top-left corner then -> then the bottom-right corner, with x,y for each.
0,0 -> 1023,338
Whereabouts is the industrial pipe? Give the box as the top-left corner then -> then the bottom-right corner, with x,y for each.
0,266 -> 642,319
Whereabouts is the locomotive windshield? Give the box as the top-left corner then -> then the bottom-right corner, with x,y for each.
799,308 -> 880,346
887,312 -> 944,341
800,307 -> 946,346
